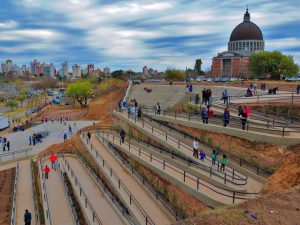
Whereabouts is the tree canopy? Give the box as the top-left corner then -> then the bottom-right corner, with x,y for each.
249,51 -> 299,79
164,69 -> 185,81
5,100 -> 17,111
111,70 -> 124,79
66,81 -> 93,107
194,59 -> 204,75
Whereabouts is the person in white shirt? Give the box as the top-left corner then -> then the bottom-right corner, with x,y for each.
193,138 -> 199,159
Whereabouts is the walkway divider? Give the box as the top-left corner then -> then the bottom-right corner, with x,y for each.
98,130 -> 260,205
10,163 -> 19,225
31,160 -> 42,225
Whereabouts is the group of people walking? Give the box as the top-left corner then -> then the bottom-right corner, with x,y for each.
202,88 -> 212,105
192,138 -> 228,172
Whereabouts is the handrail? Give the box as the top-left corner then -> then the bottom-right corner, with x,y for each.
10,163 -> 19,225
38,150 -> 134,225
0,148 -> 32,162
61,158 -> 103,225
40,159 -> 52,225
143,107 -> 300,137
98,131 -> 260,204
81,133 -> 155,225
147,116 -> 273,177
89,134 -> 180,219
57,164 -> 79,225
124,112 -> 248,182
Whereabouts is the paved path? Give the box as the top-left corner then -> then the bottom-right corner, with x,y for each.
86,133 -> 175,225
0,121 -> 97,162
98,132 -> 255,206
16,160 -> 36,225
41,159 -> 75,225
64,157 -> 129,225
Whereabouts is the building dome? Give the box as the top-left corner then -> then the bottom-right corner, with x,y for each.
230,21 -> 263,42
228,9 -> 264,52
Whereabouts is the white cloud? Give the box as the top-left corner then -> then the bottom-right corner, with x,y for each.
0,29 -> 61,41
0,21 -> 18,29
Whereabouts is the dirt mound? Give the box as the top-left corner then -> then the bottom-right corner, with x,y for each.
176,185 -> 300,225
263,153 -> 300,194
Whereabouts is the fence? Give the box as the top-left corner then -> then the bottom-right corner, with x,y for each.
0,148 -> 32,162
40,161 -> 52,225
98,131 -> 260,204
10,163 -> 19,225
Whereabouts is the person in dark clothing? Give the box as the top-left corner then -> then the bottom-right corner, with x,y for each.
6,141 -> 10,151
202,88 -> 207,105
156,103 -> 161,115
63,132 -> 68,142
297,84 -> 300,94
223,107 -> 230,127
222,90 -> 229,105
120,129 -> 126,143
87,131 -> 91,140
201,107 -> 208,124
137,107 -> 142,120
29,136 -> 32,146
238,105 -> 243,116
24,209 -> 32,225
118,99 -> 122,112
195,94 -> 199,105
240,110 -> 248,130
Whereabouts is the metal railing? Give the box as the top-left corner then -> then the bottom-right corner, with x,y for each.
146,117 -> 273,177
31,160 -> 42,225
124,113 -> 248,183
57,164 -> 79,225
0,148 -> 32,162
61,158 -> 103,225
10,163 -> 19,225
143,107 -> 300,137
81,133 -> 155,225
98,131 -> 260,204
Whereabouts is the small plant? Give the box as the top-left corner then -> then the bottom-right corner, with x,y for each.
199,133 -> 207,143
207,136 -> 214,148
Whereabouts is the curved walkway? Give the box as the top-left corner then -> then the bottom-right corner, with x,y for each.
63,156 -> 129,225
85,133 -> 175,225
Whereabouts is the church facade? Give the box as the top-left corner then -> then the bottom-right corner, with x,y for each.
211,9 -> 264,78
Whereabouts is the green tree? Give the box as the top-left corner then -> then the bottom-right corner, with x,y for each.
165,69 -> 185,81
249,51 -> 299,79
66,81 -> 93,107
111,70 -> 124,79
20,88 -> 28,96
16,95 -> 26,107
194,59 -> 204,75
5,100 -> 18,111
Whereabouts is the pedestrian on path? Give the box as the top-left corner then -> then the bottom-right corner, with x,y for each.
63,132 -> 68,142
199,150 -> 206,162
43,165 -> 50,179
29,136 -> 32,146
137,107 -> 142,121
222,90 -> 229,105
239,108 -> 248,130
2,141 -> 6,151
220,155 -> 228,172
6,141 -> 10,151
195,94 -> 199,105
223,107 -> 230,127
156,102 -> 161,115
69,124 -> 72,135
120,129 -> 126,143
118,99 -> 122,112
211,150 -> 217,165
24,209 -> 32,225
87,132 -> 91,140
50,153 -> 57,170
201,107 -> 208,124
193,138 -> 199,159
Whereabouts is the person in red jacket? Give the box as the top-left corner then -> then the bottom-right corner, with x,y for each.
43,165 -> 50,179
49,153 -> 57,170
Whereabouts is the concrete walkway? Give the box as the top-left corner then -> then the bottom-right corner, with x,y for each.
41,159 -> 75,225
85,133 -> 175,225
64,157 -> 129,225
97,132 -> 259,207
16,160 -> 36,225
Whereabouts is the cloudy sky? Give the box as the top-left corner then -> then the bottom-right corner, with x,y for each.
0,0 -> 299,71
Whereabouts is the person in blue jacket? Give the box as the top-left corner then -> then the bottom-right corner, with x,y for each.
223,107 -> 230,127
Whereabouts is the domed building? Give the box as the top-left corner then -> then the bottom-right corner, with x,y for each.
211,9 -> 265,78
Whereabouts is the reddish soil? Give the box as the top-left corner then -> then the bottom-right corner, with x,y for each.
0,168 -> 16,225
170,124 -> 286,173
33,88 -> 124,126
175,185 -> 300,225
